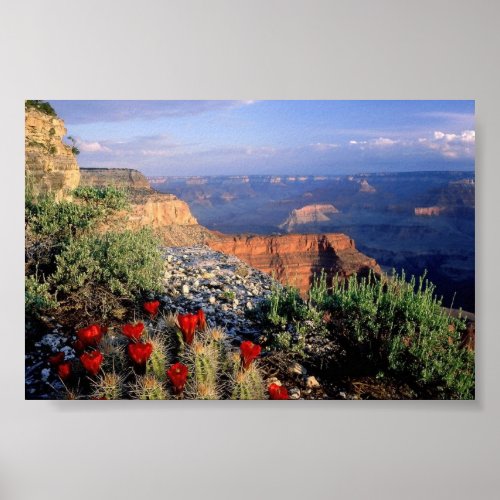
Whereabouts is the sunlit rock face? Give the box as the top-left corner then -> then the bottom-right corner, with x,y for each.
25,108 -> 80,200
279,204 -> 340,232
207,232 -> 381,296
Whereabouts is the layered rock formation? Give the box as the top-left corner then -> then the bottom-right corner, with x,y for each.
279,204 -> 340,232
79,168 -> 207,245
359,178 -> 376,193
207,233 -> 381,296
80,168 -> 151,190
414,206 -> 445,216
25,107 -> 80,200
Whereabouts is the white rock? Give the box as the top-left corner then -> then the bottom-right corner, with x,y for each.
288,362 -> 307,377
209,296 -> 216,304
246,301 -> 253,310
306,376 -> 320,389
289,388 -> 301,400
182,284 -> 190,295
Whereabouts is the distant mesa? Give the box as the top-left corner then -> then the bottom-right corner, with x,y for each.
279,203 -> 340,232
414,206 -> 445,216
359,178 -> 376,193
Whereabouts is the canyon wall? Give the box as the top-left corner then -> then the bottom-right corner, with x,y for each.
207,233 -> 381,295
79,168 -> 207,245
25,107 -> 80,200
80,168 -> 151,190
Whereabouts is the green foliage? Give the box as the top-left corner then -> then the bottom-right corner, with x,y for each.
327,271 -> 474,399
264,283 -> 309,327
51,228 -> 163,297
26,187 -> 128,243
25,275 -> 57,316
72,186 -> 128,212
256,269 -> 474,399
25,100 -> 57,116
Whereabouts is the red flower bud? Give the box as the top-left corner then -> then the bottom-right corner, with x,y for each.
57,361 -> 72,380
80,350 -> 104,376
167,362 -> 189,394
268,383 -> 289,400
240,341 -> 261,369
77,324 -> 105,346
143,300 -> 160,317
127,342 -> 153,365
197,309 -> 207,330
121,322 -> 144,341
48,352 -> 65,366
177,313 -> 198,345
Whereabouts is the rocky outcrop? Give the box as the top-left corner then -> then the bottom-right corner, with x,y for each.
279,204 -> 340,232
25,107 -> 80,200
79,168 -> 207,245
80,168 -> 151,190
359,179 -> 376,193
207,233 -> 381,296
415,206 -> 445,216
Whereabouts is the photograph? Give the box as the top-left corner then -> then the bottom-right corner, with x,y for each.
25,99 -> 475,400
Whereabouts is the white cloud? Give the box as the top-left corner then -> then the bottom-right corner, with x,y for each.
310,142 -> 339,151
425,129 -> 475,159
371,137 -> 398,147
75,138 -> 111,153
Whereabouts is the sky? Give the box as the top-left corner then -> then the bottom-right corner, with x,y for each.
48,100 -> 475,176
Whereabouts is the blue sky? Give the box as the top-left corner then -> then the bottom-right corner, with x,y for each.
49,100 -> 475,176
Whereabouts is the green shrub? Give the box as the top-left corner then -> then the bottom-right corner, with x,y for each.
25,275 -> 58,316
326,271 -> 474,399
25,100 -> 57,117
26,188 -> 128,242
51,228 -> 163,297
256,269 -> 474,399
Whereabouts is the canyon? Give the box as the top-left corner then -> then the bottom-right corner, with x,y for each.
207,233 -> 380,294
26,106 -> 378,291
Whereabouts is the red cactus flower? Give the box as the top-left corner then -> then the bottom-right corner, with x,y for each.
268,383 -> 289,400
57,361 -> 72,380
48,352 -> 65,366
127,342 -> 153,365
240,340 -> 261,369
143,300 -> 160,317
167,362 -> 189,394
80,350 -> 104,376
121,322 -> 144,341
197,309 -> 207,330
77,324 -> 105,346
177,313 -> 198,345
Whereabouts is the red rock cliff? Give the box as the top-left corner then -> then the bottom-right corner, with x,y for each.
207,233 -> 381,295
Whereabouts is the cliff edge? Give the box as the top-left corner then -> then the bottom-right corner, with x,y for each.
25,107 -> 80,200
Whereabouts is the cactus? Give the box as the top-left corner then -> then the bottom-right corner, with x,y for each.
91,371 -> 124,400
231,363 -> 266,400
206,326 -> 231,369
98,334 -> 126,373
184,337 -> 220,400
130,375 -> 168,400
146,335 -> 168,382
